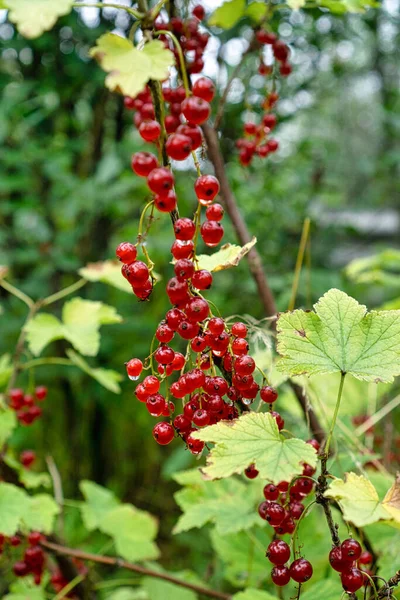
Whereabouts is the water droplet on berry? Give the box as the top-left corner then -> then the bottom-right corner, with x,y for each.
128,374 -> 140,381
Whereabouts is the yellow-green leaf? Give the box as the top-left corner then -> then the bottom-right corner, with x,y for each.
90,35 -> 174,98
0,408 -> 17,447
79,260 -> 132,293
208,0 -> 246,28
67,350 -> 123,394
277,288 -> 400,383
324,472 -> 398,527
196,238 -> 257,273
0,354 -> 12,389
287,0 -> 306,7
25,314 -> 64,357
5,0 -> 74,38
192,412 -> 317,482
246,2 -> 268,22
80,479 -> 119,530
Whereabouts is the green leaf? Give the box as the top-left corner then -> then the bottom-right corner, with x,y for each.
90,35 -> 174,98
277,288 -> 400,383
346,249 -> 400,288
79,260 -> 132,293
26,298 -> 122,357
287,0 -> 306,7
208,0 -> 246,28
324,472 -> 400,527
101,505 -> 159,562
196,238 -> 257,273
105,590 -> 148,600
25,313 -> 64,356
79,479 -> 120,530
211,528 -> 268,587
192,412 -> 317,482
4,577 -> 47,600
0,408 -> 17,447
67,350 -> 123,394
5,0 -> 74,38
142,574 -> 196,600
173,469 -> 262,535
23,494 -> 60,533
246,2 -> 268,22
0,354 -> 12,388
301,579 -> 344,600
19,470 -> 51,490
0,483 -> 28,535
233,591 -> 278,600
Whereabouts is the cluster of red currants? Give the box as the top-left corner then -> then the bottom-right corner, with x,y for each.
266,539 -> 313,587
237,93 -> 279,167
9,386 -> 47,426
256,29 -> 292,78
329,538 -> 373,593
7,531 -> 45,585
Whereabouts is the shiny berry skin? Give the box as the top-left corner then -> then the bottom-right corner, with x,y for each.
193,4 -> 205,20
153,422 -> 175,445
116,242 -> 137,264
123,261 -> 149,285
271,565 -> 290,586
146,394 -> 167,417
192,269 -> 213,290
267,540 -> 291,566
135,384 -> 149,402
191,335 -> 207,352
126,358 -> 143,379
201,221 -> 224,247
289,502 -> 305,520
9,388 -> 24,409
24,545 -> 44,569
208,318 -> 225,335
165,114 -> 180,133
267,139 -> 279,153
359,551 -> 373,565
266,502 -> 285,526
155,345 -> 175,365
192,408 -> 210,427
166,133 -> 193,161
177,320 -> 199,340
131,152 -> 159,177
182,96 -> 210,125
341,538 -> 362,561
329,547 -> 353,573
13,561 -> 29,577
177,124 -> 202,150
232,337 -> 249,356
174,218 -> 196,241
166,308 -> 185,330
192,77 -> 215,102
195,175 -> 220,205
260,385 -> 278,403
341,567 -> 364,592
187,434 -> 204,455
174,259 -> 195,280
234,355 -> 255,376
171,240 -> 194,259
10,535 -> 21,546
147,167 -> 174,196
231,322 -> 247,337
244,463 -> 259,479
139,120 -> 161,142
20,450 -> 36,468
273,40 -> 290,62
289,558 -> 313,583
28,531 -> 43,546
207,394 -> 224,412
143,375 -> 160,394
154,190 -> 177,213
173,414 -> 192,434
271,411 -> 284,430
206,203 -> 224,221
263,483 -> 280,501
262,113 -> 277,129
156,324 -> 174,343
185,297 -> 210,322
306,438 -> 320,452
166,277 -> 189,304
256,30 -> 277,45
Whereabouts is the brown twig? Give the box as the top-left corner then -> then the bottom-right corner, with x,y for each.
41,539 -> 232,600
377,571 -> 400,598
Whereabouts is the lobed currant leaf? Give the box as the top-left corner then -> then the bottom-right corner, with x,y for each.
4,0 -> 74,38
4,579 -> 47,600
246,2 -> 268,22
301,579 -> 344,600
67,350 -> 123,394
192,412 -> 317,482
80,480 -> 120,531
0,483 -> 59,535
196,237 -> 257,273
208,0 -> 246,28
277,288 -> 400,383
173,469 -> 262,535
0,408 -> 17,448
4,455 -> 50,489
24,494 -> 60,533
233,590 -> 278,600
89,35 -> 174,98
79,260 -> 132,293
142,570 -> 202,600
324,472 -> 400,527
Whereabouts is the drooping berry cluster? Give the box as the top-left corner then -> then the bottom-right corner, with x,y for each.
8,532 -> 45,586
9,386 -> 47,426
329,538 -> 373,593
267,538 -> 313,588
237,91 -> 279,167
256,29 -> 292,78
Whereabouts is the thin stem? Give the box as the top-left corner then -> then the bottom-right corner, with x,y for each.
288,217 -> 311,311
324,372 -> 346,457
42,278 -> 87,306
7,303 -> 41,393
154,30 -> 190,95
41,540 -> 232,600
72,2 -> 143,19
150,0 -> 169,20
53,574 -> 86,600
21,358 -> 73,370
94,578 -> 140,589
0,279 -> 34,308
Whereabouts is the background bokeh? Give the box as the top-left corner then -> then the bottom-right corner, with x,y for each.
0,0 -> 399,583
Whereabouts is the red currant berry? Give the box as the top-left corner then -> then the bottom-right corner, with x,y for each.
231,322 -> 247,337
181,96 -> 211,125
263,483 -> 280,501
192,269 -> 213,290
165,114 -> 180,134
135,384 -> 150,402
208,317 -> 225,335
28,531 -> 43,545
174,414 -> 192,434
177,320 -> 200,340
289,558 -> 313,583
359,551 -> 373,565
154,190 -> 177,213
280,62 -> 292,76
201,220 -> 224,247
174,258 -> 195,280
191,335 -> 207,352
156,324 -> 174,344
143,375 -> 160,394
146,394 -> 167,417
192,4 -> 205,20
306,438 -> 320,452
139,120 -> 161,142
166,277 -> 190,304
155,345 -> 175,365
185,297 -> 210,322
166,308 -> 185,330
271,411 -> 284,430
341,539 -> 362,561
174,218 -> 196,241
9,388 -> 24,409
232,337 -> 249,355
273,40 -> 290,62
267,139 -> 279,153
271,565 -> 290,586
266,502 -> 285,526
329,547 -> 353,573
171,240 -> 194,260
20,450 -> 36,468
186,434 -> 204,455
262,113 -> 277,129
207,394 -> 224,412
234,355 -> 255,376
256,30 -> 277,45
260,385 -> 278,403
192,408 -> 210,427
176,124 -> 202,150
341,567 -> 364,592
267,540 -> 291,566
166,133 -> 193,161
10,535 -> 21,546
195,175 -> 220,205
289,502 -> 305,520
147,167 -> 174,196
116,242 -> 137,264
153,422 -> 175,445
192,77 -> 215,102
244,463 -> 259,479
206,203 -> 224,221
131,152 -> 159,177
125,358 -> 143,380
13,561 -> 29,577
